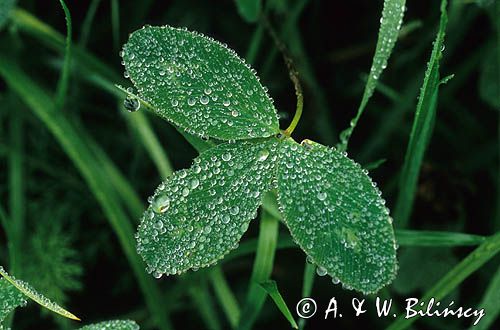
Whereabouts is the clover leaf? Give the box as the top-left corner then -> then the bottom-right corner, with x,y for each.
137,138 -> 279,277
121,26 -> 280,140
122,26 -> 398,293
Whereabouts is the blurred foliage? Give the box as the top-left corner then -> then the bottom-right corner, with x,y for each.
0,0 -> 499,329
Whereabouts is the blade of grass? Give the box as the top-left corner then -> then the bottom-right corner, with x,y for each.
471,265 -> 500,330
84,134 -> 145,219
387,230 -> 500,330
124,109 -> 174,180
297,262 -> 315,330
259,280 -> 298,329
110,0 -> 119,53
245,23 -> 264,64
79,0 -> 101,48
7,100 -> 24,277
187,279 -> 222,330
494,0 -> 500,231
338,0 -> 406,150
395,229 -> 486,246
0,266 -> 80,321
238,208 -> 279,330
55,0 -> 72,110
209,267 -> 241,329
0,56 -> 172,330
224,229 -> 487,264
393,0 -> 449,228
10,9 -> 175,190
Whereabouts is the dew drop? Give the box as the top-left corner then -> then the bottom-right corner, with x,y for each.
317,192 -> 327,201
257,149 -> 269,162
124,96 -> 140,112
316,266 -> 327,276
200,95 -> 210,105
229,206 -> 239,215
190,178 -> 200,189
152,195 -> 170,213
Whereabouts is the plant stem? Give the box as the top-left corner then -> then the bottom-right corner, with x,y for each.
261,15 -> 304,136
210,266 -> 241,329
238,208 -> 279,330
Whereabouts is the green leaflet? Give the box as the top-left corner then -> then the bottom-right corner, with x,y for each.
0,278 -> 26,324
338,0 -> 406,150
234,0 -> 261,23
78,320 -> 140,330
136,138 -> 280,277
121,26 -> 280,140
276,139 -> 397,294
0,266 -> 80,321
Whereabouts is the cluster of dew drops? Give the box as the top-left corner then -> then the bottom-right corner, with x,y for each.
276,141 -> 398,293
119,25 -> 280,140
135,141 -> 278,279
0,266 -> 73,317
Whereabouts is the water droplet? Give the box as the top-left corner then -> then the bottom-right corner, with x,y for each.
229,206 -> 239,215
222,153 -> 232,161
200,95 -> 209,105
316,266 -> 327,276
231,110 -> 239,117
124,96 -> 140,112
152,195 -> 170,213
317,192 -> 327,201
190,178 -> 200,189
257,149 -> 269,162
223,100 -> 231,106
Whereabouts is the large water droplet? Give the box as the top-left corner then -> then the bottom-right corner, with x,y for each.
152,195 -> 170,213
257,149 -> 269,162
124,96 -> 140,112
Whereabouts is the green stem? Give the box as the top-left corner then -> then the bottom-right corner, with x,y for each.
8,103 -> 24,278
298,263 -> 315,329
55,0 -> 72,110
260,15 -> 304,136
210,266 -> 241,329
238,208 -> 279,330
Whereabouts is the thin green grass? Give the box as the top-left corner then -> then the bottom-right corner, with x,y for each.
387,231 -> 500,330
238,209 -> 279,330
473,265 -> 500,330
259,280 -> 298,329
209,267 -> 241,329
0,56 -> 173,330
393,0 -> 449,228
55,0 -> 71,110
